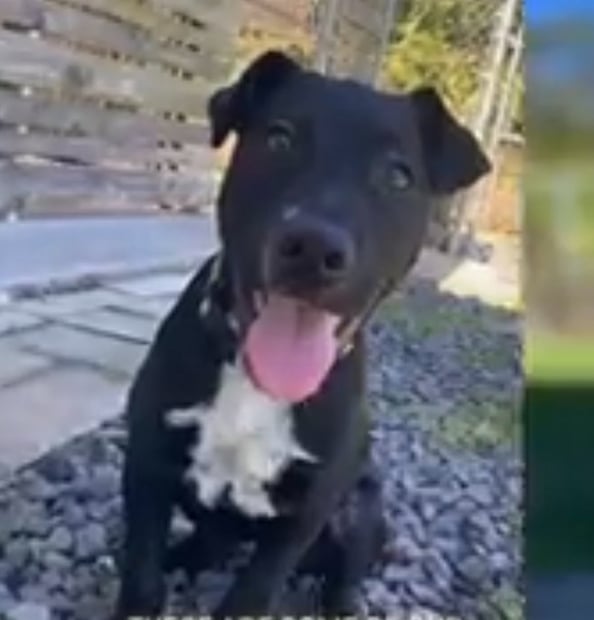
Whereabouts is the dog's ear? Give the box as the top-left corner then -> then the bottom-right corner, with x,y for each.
411,87 -> 491,194
207,51 -> 301,148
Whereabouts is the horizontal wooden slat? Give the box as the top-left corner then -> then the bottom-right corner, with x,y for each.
242,0 -> 311,32
335,20 -> 380,55
0,0 -> 287,219
56,0 -> 237,49
10,193 -> 163,216
0,160 -> 157,195
0,0 -> 38,26
150,0 -> 240,37
0,0 -> 232,80
338,11 -> 382,43
341,0 -> 385,37
0,90 -> 211,143
328,41 -> 377,83
0,131 -> 214,169
0,162 -> 216,210
7,187 -> 213,217
0,30 -> 219,114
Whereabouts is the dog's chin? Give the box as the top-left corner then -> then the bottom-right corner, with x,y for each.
236,290 -> 344,403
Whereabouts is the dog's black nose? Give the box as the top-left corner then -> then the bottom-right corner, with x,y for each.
270,220 -> 355,290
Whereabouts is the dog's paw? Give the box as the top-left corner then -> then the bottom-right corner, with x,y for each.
323,588 -> 366,619
212,586 -> 277,620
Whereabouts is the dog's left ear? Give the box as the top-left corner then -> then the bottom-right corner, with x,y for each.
411,87 -> 491,194
208,51 -> 301,148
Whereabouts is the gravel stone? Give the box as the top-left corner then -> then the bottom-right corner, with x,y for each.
457,555 -> 491,585
3,538 -> 30,571
0,560 -> 12,593
19,474 -> 53,503
5,602 -> 50,620
75,594 -> 109,620
61,503 -> 86,529
37,453 -> 77,484
75,523 -> 107,559
47,526 -> 73,553
88,465 -> 120,501
16,585 -> 48,604
0,283 -> 521,619
42,551 -> 70,573
0,583 -> 18,614
87,501 -> 109,522
49,592 -> 74,616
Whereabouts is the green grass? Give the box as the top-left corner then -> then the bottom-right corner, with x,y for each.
459,342 -> 514,373
434,400 -> 521,453
481,585 -> 524,620
377,296 -> 489,338
377,294 -> 521,452
526,331 -> 594,383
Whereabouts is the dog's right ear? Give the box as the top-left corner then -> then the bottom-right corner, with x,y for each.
411,86 -> 491,194
207,51 -> 301,148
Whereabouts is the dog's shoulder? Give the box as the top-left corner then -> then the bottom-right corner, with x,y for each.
158,253 -> 227,335
128,252 -> 237,414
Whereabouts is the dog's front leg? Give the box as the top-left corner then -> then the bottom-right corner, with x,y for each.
114,453 -> 174,619
213,427 -> 365,617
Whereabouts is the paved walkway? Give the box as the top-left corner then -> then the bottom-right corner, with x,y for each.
0,224 -> 520,486
0,215 -> 216,294
0,269 -> 195,483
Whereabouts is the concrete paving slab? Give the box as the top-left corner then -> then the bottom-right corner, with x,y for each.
411,248 -> 461,282
18,289 -> 136,318
57,308 -> 158,344
438,260 -> 520,309
0,345 -> 52,387
12,324 -> 146,378
0,215 -> 217,293
0,310 -> 44,336
107,272 -> 192,297
0,368 -> 126,476
106,295 -> 178,321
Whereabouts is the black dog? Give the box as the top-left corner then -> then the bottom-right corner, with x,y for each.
114,51 -> 490,618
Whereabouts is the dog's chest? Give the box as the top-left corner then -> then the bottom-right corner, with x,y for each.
167,364 -> 313,518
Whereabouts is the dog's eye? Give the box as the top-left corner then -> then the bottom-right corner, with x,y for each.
385,160 -> 413,191
266,121 -> 294,153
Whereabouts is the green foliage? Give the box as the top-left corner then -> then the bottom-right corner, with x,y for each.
482,585 -> 524,620
436,400 -> 521,453
382,0 -> 513,121
530,18 -> 594,157
509,67 -> 524,132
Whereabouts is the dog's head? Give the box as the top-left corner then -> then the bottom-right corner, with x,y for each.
208,51 -> 490,402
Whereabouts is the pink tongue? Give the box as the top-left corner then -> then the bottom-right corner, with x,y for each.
244,295 -> 340,402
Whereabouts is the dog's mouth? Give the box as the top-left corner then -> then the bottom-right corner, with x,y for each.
242,291 -> 343,403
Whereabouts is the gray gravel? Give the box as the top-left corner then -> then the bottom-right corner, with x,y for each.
0,282 -> 522,620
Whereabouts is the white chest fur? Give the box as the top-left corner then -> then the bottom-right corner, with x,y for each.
167,364 -> 314,518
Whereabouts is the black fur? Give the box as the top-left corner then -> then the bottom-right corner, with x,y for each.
114,51 -> 490,618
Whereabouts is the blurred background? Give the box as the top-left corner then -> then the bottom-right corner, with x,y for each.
525,0 -> 594,383
524,2 -> 594,617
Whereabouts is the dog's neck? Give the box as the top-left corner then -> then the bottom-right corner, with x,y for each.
198,252 -> 232,317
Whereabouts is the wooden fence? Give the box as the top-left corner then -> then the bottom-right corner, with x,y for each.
214,0 -> 397,170
315,0 -> 396,83
0,0 -> 241,218
0,0 -> 398,219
